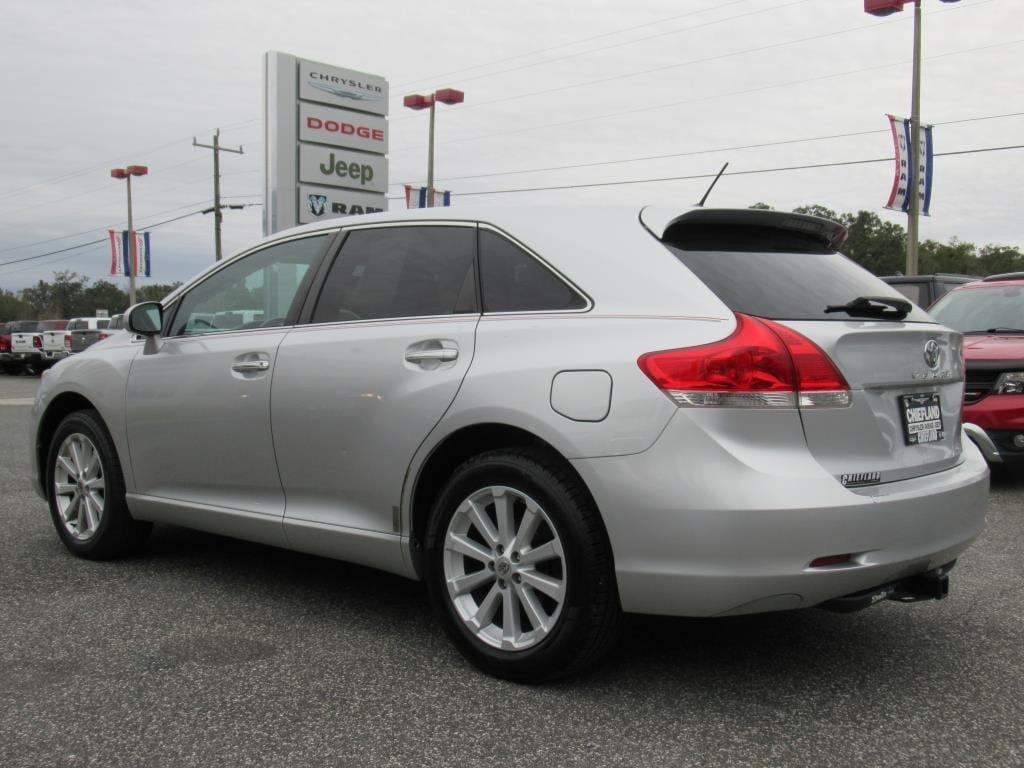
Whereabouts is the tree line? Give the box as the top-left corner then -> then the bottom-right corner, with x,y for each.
0,271 -> 181,322
752,203 -> 1024,276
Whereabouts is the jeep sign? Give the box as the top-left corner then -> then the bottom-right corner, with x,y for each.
263,51 -> 388,234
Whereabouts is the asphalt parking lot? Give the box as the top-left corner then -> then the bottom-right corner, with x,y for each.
1,375 -> 1021,768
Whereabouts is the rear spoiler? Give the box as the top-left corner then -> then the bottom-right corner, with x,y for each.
639,206 -> 849,251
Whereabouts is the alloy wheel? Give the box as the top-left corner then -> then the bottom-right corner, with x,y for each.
443,485 -> 566,651
53,432 -> 106,541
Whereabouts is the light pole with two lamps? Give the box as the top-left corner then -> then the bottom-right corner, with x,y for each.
402,88 -> 465,207
864,0 -> 960,276
110,164 -> 148,305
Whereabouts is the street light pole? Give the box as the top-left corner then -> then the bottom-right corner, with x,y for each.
864,0 -> 960,276
427,98 -> 436,207
403,88 -> 465,208
110,165 -> 148,306
907,0 -> 923,276
126,173 -> 136,305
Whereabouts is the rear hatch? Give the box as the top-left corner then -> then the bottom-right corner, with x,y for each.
69,318 -> 110,352
39,320 -> 69,352
11,321 -> 40,354
646,208 -> 964,484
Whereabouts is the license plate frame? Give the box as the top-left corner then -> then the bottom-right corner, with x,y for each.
900,392 -> 945,446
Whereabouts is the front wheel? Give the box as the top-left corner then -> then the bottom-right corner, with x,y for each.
46,409 -> 151,559
424,449 -> 620,683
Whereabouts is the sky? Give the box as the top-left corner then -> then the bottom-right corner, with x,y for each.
1,0 -> 1022,291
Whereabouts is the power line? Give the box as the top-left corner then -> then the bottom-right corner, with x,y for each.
392,0 -> 995,123
0,118 -> 258,203
445,143 -> 1024,198
391,37 -> 1024,154
0,203 -> 260,270
391,0 -> 814,107
397,110 -> 1024,186
391,0 -> 756,89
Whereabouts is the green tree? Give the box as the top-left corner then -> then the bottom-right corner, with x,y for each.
82,281 -> 128,316
842,211 -> 906,276
919,237 -> 978,275
977,244 -> 1024,276
0,289 -> 35,322
21,271 -> 89,318
136,283 -> 182,303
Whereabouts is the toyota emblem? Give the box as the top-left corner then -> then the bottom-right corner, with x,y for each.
923,340 -> 941,369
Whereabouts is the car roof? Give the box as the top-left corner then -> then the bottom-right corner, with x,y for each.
945,278 -> 1024,293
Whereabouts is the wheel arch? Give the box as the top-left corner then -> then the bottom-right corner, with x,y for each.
406,422 -> 605,577
36,392 -> 101,498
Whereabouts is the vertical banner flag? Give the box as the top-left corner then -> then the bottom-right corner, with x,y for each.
404,185 -> 451,209
108,230 -> 152,277
885,114 -> 934,216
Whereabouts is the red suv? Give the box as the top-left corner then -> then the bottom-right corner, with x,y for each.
929,273 -> 1024,466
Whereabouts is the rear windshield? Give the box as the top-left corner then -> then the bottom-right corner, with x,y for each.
13,321 -> 39,332
108,315 -> 123,330
96,319 -> 110,329
663,224 -> 930,322
38,320 -> 66,331
930,285 -> 1024,333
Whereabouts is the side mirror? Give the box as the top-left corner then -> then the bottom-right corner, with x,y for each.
126,302 -> 163,336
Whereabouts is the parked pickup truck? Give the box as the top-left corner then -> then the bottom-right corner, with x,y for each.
39,319 -> 70,367
10,320 -> 43,373
68,317 -> 112,354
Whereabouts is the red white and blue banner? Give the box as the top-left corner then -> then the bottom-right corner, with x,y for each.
885,114 -> 934,216
404,185 -> 451,209
108,230 -> 152,277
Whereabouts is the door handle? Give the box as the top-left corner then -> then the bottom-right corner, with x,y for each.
404,348 -> 458,363
231,360 -> 270,372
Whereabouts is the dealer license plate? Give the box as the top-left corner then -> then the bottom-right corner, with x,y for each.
900,392 -> 945,445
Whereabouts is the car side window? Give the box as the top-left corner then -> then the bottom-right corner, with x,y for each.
311,226 -> 477,323
169,235 -> 327,337
478,229 -> 586,313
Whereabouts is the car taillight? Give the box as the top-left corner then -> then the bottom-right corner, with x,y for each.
637,313 -> 851,409
32,336 -> 42,348
64,334 -> 72,348
0,337 -> 9,352
97,333 -> 110,341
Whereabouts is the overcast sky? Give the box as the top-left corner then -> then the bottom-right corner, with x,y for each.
1,0 -> 1021,292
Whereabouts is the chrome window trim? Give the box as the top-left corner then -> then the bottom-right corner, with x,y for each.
163,230 -> 337,340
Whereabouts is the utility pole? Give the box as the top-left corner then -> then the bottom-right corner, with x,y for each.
193,129 -> 243,261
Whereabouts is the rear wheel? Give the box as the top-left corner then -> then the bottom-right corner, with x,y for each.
425,449 -> 620,683
46,409 -> 150,559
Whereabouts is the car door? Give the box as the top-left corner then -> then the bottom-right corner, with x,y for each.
272,223 -> 479,566
125,232 -> 331,542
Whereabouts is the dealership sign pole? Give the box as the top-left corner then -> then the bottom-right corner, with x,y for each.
263,52 -> 388,234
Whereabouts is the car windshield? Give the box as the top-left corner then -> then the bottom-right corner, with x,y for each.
930,285 -> 1024,332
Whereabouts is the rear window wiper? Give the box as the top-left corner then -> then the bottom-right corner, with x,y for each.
824,296 -> 911,320
965,327 -> 1024,334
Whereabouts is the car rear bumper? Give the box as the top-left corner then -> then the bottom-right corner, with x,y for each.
573,413 -> 989,618
41,350 -> 69,361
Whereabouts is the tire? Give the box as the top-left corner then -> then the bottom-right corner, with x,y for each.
45,409 -> 151,559
424,448 -> 621,683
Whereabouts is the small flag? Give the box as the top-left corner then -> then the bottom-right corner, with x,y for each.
108,230 -> 152,277
404,185 -> 451,209
885,114 -> 934,216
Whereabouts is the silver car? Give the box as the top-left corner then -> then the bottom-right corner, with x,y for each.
30,205 -> 988,682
